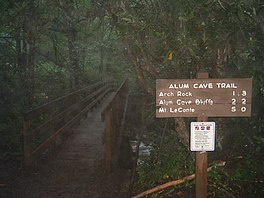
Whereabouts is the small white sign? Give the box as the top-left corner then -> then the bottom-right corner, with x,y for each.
190,122 -> 215,151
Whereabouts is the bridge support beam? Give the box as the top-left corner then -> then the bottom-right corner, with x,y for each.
102,80 -> 128,173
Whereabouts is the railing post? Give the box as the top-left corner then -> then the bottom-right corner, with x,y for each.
113,98 -> 119,149
102,79 -> 129,172
114,97 -> 120,138
50,120 -> 58,148
104,108 -> 113,172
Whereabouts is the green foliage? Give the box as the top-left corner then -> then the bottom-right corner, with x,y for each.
254,135 -> 264,152
0,0 -> 132,157
34,61 -> 71,106
136,131 -> 194,189
0,65 -> 24,156
0,119 -> 23,156
114,2 -> 264,196
207,154 -> 264,197
207,119 -> 264,197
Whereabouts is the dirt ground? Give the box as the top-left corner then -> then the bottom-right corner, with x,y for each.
0,155 -> 130,198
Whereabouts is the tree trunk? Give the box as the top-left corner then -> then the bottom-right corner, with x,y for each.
68,24 -> 81,89
136,32 -> 158,78
52,35 -> 58,65
125,36 -> 189,146
126,40 -> 155,96
174,117 -> 189,146
99,14 -> 105,79
15,30 -> 26,82
15,26 -> 36,109
27,39 -> 36,109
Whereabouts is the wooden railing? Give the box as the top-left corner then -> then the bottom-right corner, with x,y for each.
23,81 -> 114,167
101,79 -> 129,172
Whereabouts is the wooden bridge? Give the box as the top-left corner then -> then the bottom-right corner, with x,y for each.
5,80 -> 130,198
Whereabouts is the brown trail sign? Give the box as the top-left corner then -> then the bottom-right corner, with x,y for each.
156,78 -> 252,118
156,74 -> 253,198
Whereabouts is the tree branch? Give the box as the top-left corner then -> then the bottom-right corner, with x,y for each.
136,32 -> 159,78
34,48 -> 70,68
132,161 -> 226,198
125,37 -> 155,96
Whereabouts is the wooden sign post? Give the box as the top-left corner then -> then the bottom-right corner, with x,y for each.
156,72 -> 252,197
196,71 -> 209,198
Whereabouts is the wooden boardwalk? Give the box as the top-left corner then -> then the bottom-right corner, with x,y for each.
2,93 -> 129,198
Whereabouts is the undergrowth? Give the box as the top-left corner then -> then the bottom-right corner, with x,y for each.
134,118 -> 264,197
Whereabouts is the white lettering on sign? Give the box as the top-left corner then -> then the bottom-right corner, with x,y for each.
176,99 -> 192,105
168,82 -> 240,90
156,78 -> 252,117
231,90 -> 248,114
195,99 -> 213,105
169,83 -> 189,89
193,83 -> 213,89
169,107 -> 195,113
159,107 -> 167,113
159,100 -> 173,105
159,91 -> 174,97
176,91 -> 192,97
216,83 -> 237,89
